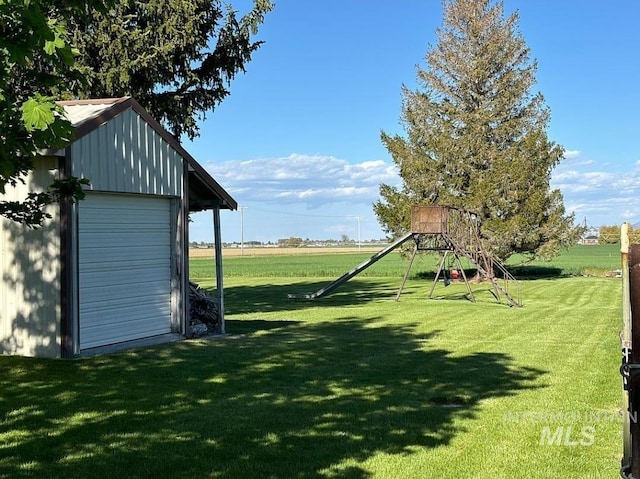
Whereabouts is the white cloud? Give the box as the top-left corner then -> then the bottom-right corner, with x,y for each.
552,168 -> 615,193
552,170 -> 580,181
204,150 -> 640,233
558,149 -> 593,167
582,171 -> 613,183
551,156 -> 640,226
205,154 -> 401,208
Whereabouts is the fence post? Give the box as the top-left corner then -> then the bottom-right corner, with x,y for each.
622,224 -> 632,474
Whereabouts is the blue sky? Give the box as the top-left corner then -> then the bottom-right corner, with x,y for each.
185,0 -> 640,244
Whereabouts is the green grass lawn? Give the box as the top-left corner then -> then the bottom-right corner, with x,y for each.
0,246 -> 624,478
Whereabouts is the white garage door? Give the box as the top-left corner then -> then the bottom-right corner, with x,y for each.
79,193 -> 172,350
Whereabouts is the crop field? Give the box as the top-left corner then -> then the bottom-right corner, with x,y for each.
189,245 -> 384,258
190,243 -> 622,279
0,244 -> 624,478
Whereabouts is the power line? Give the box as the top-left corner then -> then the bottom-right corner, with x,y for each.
238,205 -> 367,219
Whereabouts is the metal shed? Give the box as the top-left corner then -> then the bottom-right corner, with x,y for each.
0,97 -> 236,358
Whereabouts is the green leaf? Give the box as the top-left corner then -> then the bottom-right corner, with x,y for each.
44,36 -> 66,56
44,19 -> 67,55
7,43 -> 32,65
21,97 -> 56,131
58,45 -> 75,66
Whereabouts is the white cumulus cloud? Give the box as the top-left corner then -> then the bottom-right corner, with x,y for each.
551,152 -> 640,226
563,150 -> 581,160
204,154 -> 401,208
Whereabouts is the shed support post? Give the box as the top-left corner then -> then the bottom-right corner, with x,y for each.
213,207 -> 225,334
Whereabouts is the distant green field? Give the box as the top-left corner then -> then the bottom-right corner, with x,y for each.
190,249 -> 420,279
508,243 -> 621,278
190,243 -> 622,280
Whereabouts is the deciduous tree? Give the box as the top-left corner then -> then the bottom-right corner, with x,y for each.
600,225 -> 640,244
374,0 -> 580,260
0,1 -> 101,226
599,225 -> 620,244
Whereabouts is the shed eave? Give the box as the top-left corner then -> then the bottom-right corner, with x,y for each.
187,169 -> 237,212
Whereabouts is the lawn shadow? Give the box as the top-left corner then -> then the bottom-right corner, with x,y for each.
506,265 -> 564,279
414,265 -> 565,281
224,278 -> 403,315
0,319 -> 546,478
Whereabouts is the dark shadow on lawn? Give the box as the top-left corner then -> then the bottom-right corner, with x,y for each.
505,265 -> 564,279
224,278 -> 405,315
223,277 -> 523,316
0,319 -> 546,478
414,265 -> 565,281
222,264 -> 566,317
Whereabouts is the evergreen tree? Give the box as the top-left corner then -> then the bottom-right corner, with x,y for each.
374,0 -> 580,260
70,0 -> 273,140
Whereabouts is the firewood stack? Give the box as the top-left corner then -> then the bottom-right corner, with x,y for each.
189,281 -> 219,336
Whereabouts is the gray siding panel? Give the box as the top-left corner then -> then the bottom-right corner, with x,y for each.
71,109 -> 183,197
0,158 -> 61,357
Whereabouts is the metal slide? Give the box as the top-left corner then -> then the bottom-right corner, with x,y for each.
288,232 -> 414,300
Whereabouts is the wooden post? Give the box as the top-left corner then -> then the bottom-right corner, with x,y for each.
213,207 -> 225,334
429,252 -> 448,299
395,243 -> 417,301
453,254 -> 475,303
622,224 -> 632,474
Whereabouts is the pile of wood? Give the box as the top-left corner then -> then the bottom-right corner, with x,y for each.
189,281 -> 219,336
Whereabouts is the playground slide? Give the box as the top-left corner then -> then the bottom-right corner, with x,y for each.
288,232 -> 414,300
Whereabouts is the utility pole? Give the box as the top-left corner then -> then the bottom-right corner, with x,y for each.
239,206 -> 248,256
349,216 -> 363,252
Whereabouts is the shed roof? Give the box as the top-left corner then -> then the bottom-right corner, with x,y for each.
57,97 -> 237,211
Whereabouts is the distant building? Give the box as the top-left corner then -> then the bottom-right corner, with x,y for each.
581,234 -> 599,245
580,227 -> 600,245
